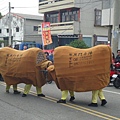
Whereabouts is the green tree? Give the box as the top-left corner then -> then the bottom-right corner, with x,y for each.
68,40 -> 89,49
0,40 -> 4,43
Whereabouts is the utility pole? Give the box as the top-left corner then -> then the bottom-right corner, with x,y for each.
8,2 -> 12,45
111,0 -> 120,55
108,0 -> 112,46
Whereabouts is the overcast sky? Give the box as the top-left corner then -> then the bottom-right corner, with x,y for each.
0,0 -> 42,16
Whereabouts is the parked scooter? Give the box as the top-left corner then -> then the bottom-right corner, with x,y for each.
112,62 -> 120,88
110,70 -> 116,85
109,63 -> 116,85
113,74 -> 120,88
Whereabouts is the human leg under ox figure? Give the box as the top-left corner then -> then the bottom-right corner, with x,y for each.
69,91 -> 75,101
22,84 -> 32,97
22,84 -> 45,97
88,89 -> 107,107
36,86 -> 45,97
57,90 -> 75,103
6,84 -> 21,94
98,89 -> 107,106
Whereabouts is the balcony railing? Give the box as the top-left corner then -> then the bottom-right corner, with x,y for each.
38,21 -> 80,35
38,0 -> 80,13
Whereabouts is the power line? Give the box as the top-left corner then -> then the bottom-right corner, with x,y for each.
0,0 -> 8,6
0,7 -> 7,11
0,8 -> 8,14
12,6 -> 38,9
80,2 -> 101,12
80,0 -> 92,9
80,0 -> 114,12
0,0 -> 7,3
74,0 -> 113,12
0,0 -> 8,14
0,0 -> 7,2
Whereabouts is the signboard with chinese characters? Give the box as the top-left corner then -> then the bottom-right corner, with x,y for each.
52,45 -> 112,92
41,22 -> 52,46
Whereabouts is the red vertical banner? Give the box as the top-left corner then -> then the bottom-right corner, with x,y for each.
41,22 -> 52,46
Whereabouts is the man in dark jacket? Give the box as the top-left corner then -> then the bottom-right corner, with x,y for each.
115,50 -> 120,63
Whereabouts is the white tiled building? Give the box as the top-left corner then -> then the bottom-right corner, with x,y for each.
0,13 -> 43,47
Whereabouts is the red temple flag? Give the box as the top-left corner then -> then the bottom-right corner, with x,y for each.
41,22 -> 52,46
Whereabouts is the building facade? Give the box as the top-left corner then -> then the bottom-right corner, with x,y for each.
0,13 -> 43,47
38,0 -> 109,49
102,0 -> 120,55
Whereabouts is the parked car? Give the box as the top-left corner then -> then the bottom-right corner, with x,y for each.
14,42 -> 43,50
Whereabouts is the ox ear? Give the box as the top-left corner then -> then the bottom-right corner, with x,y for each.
47,65 -> 55,72
36,52 -> 46,66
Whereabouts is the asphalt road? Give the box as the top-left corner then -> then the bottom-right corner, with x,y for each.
0,81 -> 120,120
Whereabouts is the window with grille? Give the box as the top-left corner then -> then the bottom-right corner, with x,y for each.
94,9 -> 102,26
46,12 -> 59,23
61,9 -> 79,22
7,29 -> 9,33
16,27 -> 19,32
33,26 -> 38,31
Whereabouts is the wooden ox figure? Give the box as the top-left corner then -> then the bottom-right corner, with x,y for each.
47,45 -> 112,103
0,47 -> 52,88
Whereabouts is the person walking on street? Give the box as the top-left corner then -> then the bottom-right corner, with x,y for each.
23,45 -> 27,50
22,84 -> 45,97
57,90 -> 75,103
115,50 -> 120,63
44,52 -> 49,60
88,89 -> 107,107
6,85 -> 21,94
